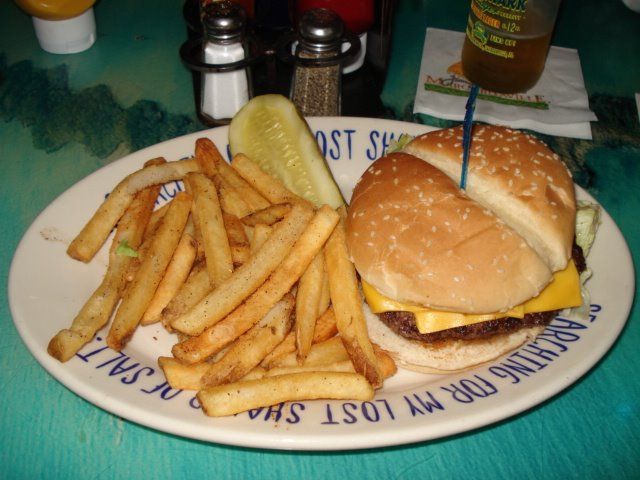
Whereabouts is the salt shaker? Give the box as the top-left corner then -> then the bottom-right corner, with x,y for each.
290,8 -> 343,117
200,1 -> 251,125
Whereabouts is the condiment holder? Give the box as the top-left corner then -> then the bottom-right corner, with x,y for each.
180,4 -> 361,124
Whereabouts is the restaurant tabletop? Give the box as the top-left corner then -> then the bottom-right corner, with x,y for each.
1,0 -> 638,478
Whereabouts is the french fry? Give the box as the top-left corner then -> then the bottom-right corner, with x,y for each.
189,217 -> 206,264
249,224 -> 272,254
185,172 -> 234,287
143,202 -> 170,241
158,357 -> 210,391
140,232 -> 197,325
196,140 -> 271,211
183,214 -> 196,238
197,372 -> 374,417
67,158 -> 198,262
224,213 -> 251,267
194,137 -> 219,177
55,134 -> 399,420
231,153 -> 314,208
159,261 -> 210,331
373,345 -> 398,380
317,262 -> 331,317
216,175 -> 254,217
241,366 -> 268,381
129,198 -> 191,281
106,192 -> 192,351
253,347 -> 396,380
262,306 -> 338,367
170,203 -> 313,335
48,181 -> 161,362
199,294 -> 294,387
241,203 -> 291,227
295,252 -> 325,363
325,215 -> 383,388
124,228 -> 153,282
230,245 -> 250,266
223,213 -> 249,246
259,361 -> 355,378
267,337 -> 349,368
172,205 -> 339,363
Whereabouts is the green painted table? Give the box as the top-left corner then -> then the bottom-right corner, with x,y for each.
1,0 -> 638,478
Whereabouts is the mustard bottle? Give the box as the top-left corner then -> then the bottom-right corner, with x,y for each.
16,0 -> 97,54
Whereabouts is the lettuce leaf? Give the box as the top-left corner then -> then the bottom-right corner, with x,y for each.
115,239 -> 139,258
575,201 -> 601,257
385,134 -> 414,155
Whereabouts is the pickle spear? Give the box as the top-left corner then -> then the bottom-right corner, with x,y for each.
228,94 -> 345,209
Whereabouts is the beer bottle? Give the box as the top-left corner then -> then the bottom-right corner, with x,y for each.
461,0 -> 562,93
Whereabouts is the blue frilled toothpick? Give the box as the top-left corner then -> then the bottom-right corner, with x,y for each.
460,84 -> 479,190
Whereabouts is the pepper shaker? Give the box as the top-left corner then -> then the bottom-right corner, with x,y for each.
290,8 -> 343,117
200,1 -> 251,125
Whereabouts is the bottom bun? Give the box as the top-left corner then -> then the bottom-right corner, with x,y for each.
363,304 -> 544,374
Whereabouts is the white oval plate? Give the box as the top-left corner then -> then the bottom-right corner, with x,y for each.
9,118 -> 634,451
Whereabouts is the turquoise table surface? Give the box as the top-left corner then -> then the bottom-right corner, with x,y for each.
1,0 -> 638,478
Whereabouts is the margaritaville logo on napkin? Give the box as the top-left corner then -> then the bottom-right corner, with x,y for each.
414,28 -> 597,139
425,61 -> 549,110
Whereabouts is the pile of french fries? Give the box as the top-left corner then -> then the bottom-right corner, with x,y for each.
48,138 -> 396,417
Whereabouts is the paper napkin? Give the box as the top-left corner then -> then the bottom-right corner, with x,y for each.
413,28 -> 597,139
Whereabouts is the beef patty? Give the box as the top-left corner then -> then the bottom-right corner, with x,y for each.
378,243 -> 586,343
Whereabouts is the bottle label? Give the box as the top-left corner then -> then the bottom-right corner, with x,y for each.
465,0 -> 527,60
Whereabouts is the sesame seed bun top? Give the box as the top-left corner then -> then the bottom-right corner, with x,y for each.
346,151 -> 553,314
403,125 -> 576,272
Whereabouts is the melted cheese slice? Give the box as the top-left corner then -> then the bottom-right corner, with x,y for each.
362,260 -> 582,334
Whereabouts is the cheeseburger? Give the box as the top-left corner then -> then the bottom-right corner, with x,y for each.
346,125 -> 585,373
